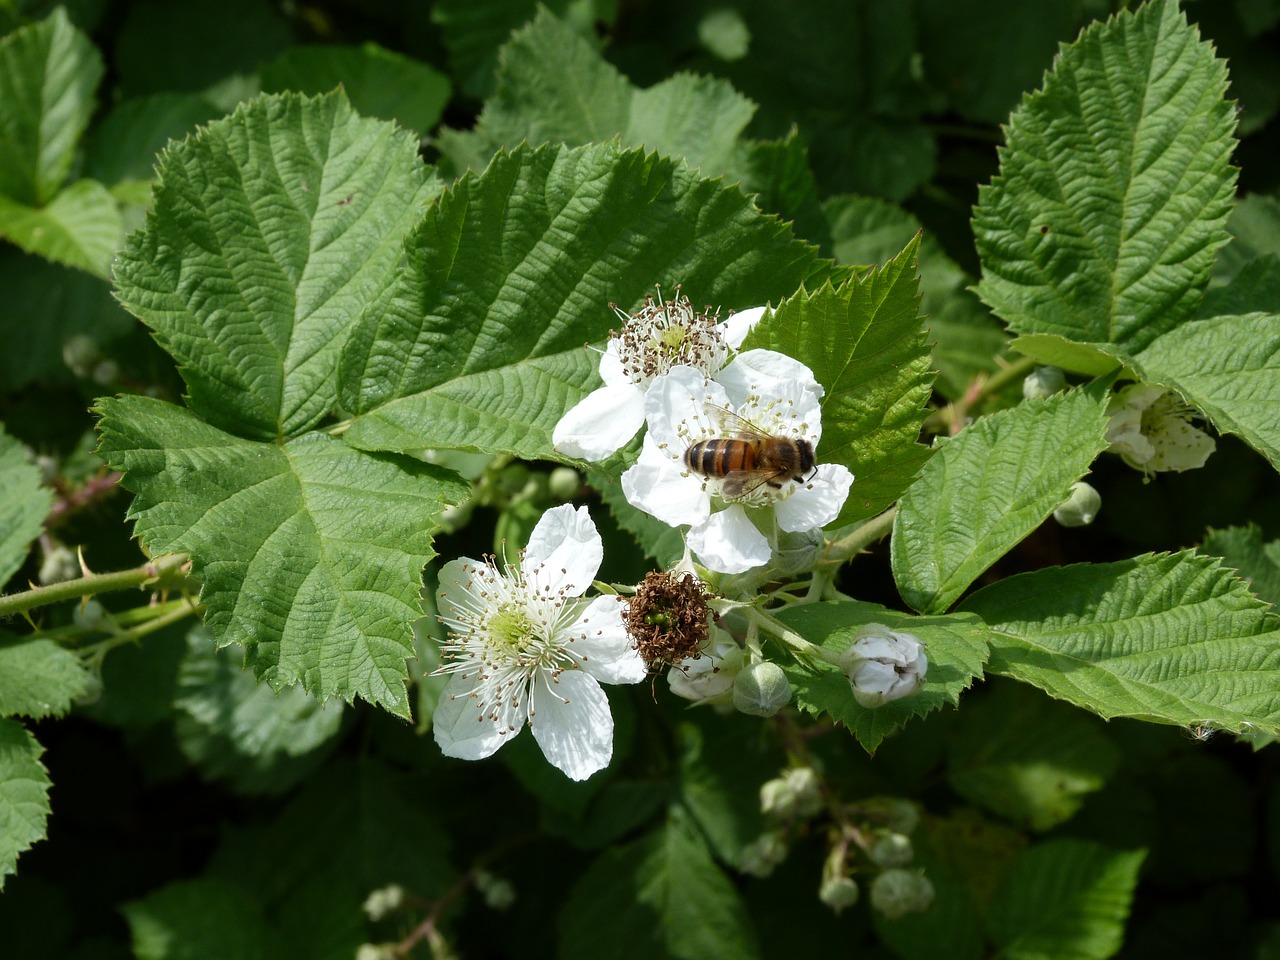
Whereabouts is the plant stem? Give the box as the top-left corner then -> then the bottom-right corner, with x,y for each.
0,553 -> 190,621
823,506 -> 897,565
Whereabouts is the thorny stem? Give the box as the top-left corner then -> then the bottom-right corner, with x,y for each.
0,553 -> 191,621
822,507 -> 897,567
77,597 -> 203,668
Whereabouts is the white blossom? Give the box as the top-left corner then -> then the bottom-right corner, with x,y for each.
432,504 -> 646,780
839,623 -> 928,708
621,359 -> 853,573
667,631 -> 744,703
1105,383 -> 1215,475
552,292 -> 766,461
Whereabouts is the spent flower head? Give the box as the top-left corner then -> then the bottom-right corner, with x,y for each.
552,288 -> 765,460
624,569 -> 712,668
1105,383 -> 1215,475
432,504 -> 646,780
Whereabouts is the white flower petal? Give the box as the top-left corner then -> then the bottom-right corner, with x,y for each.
570,595 -> 648,684
552,382 -> 645,460
433,673 -> 526,761
530,670 -> 614,780
715,349 -> 824,403
720,306 -> 767,349
689,505 -> 772,573
775,464 -> 854,533
622,439 -> 711,527
436,556 -> 485,622
643,365 -> 731,449
523,504 -> 602,597
598,339 -> 629,387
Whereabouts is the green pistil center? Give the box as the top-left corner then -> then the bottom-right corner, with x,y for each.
489,602 -> 535,651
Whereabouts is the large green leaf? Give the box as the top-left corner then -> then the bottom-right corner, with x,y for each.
1201,524 -> 1280,607
0,425 -> 51,590
124,878 -> 279,960
339,141 -> 832,460
742,236 -> 935,524
0,178 -> 121,277
0,719 -> 50,891
892,385 -> 1110,614
1133,312 -> 1280,471
96,395 -> 468,718
959,551 -> 1280,735
260,43 -> 451,134
559,808 -> 761,960
0,8 -> 103,206
973,0 -> 1237,355
777,601 -> 989,754
0,634 -> 89,720
113,91 -> 443,442
985,840 -> 1145,960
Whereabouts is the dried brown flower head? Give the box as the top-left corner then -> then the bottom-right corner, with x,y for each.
624,570 -> 712,668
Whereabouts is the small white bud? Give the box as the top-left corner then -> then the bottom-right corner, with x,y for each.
547,466 -> 581,502
818,875 -> 860,914
1022,365 -> 1066,400
1053,481 -> 1101,527
870,868 -> 935,919
759,766 -> 823,820
867,831 -> 914,868
474,870 -> 515,911
733,661 -> 792,717
668,637 -> 743,704
839,624 -> 927,708
362,884 -> 404,921
739,832 -> 788,877
39,544 -> 80,585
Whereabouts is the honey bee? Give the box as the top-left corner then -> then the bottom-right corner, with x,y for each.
683,404 -> 816,499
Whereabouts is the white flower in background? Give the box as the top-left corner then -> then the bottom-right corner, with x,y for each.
1105,383 -> 1215,475
432,504 -> 646,780
552,289 -> 767,460
839,623 -> 927,708
621,359 -> 853,574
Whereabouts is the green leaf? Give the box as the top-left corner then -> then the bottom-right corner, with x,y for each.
973,0 -> 1237,355
1133,312 -> 1280,471
892,385 -> 1110,614
0,718 -> 50,890
1201,524 -> 1280,607
0,178 -> 122,277
113,91 -> 443,441
174,626 -> 344,795
339,141 -> 831,460
947,682 -> 1120,831
0,634 -> 89,719
124,878 -> 280,960
95,395 -> 469,718
260,43 -> 451,134
742,236 -> 935,525
83,93 -> 222,187
0,8 -> 103,206
986,840 -> 1145,960
1212,194 -> 1280,284
776,601 -> 989,754
559,808 -> 761,960
0,425 -> 52,590
959,551 -> 1280,735
1008,334 -> 1129,378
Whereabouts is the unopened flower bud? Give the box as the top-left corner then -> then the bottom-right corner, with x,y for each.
475,870 -> 515,910
867,831 -> 914,868
668,635 -> 743,703
818,875 -> 860,914
547,466 -> 581,502
496,462 -> 531,497
839,624 -> 927,708
870,869 -> 935,919
362,884 -> 404,921
733,661 -> 791,717
73,599 -> 107,630
62,334 -> 100,376
739,832 -> 788,877
759,766 -> 823,819
39,544 -> 80,585
1022,365 -> 1066,400
1053,481 -> 1101,527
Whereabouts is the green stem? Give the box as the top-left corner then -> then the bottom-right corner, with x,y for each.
922,355 -> 1038,435
749,607 -> 843,669
823,506 -> 897,566
0,553 -> 191,621
79,597 -> 203,666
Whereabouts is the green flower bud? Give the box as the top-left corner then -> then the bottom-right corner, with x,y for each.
1022,365 -> 1066,400
867,831 -> 914,868
739,832 -> 788,878
1053,480 -> 1101,527
870,868 -> 935,919
362,884 -> 404,921
733,661 -> 792,717
759,766 -> 823,820
475,870 -> 516,911
547,466 -> 581,502
818,875 -> 860,914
